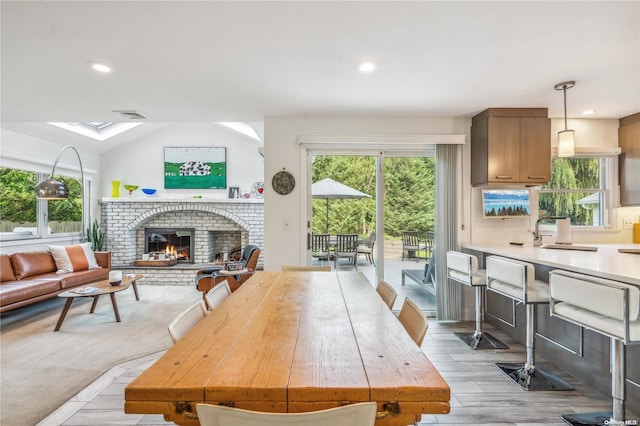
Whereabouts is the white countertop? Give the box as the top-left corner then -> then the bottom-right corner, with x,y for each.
463,242 -> 640,286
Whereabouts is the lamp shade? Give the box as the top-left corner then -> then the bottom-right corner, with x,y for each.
35,178 -> 70,199
557,130 -> 575,158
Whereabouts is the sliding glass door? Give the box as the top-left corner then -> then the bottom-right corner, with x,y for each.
307,149 -> 437,316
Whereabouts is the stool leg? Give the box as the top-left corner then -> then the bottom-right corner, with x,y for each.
525,303 -> 536,373
612,338 -> 625,422
560,338 -> 627,425
496,303 -> 573,391
454,286 -> 508,350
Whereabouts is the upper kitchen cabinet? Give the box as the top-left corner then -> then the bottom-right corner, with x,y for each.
471,108 -> 551,186
619,112 -> 640,206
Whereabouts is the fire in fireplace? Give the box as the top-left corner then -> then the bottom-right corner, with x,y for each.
145,228 -> 195,263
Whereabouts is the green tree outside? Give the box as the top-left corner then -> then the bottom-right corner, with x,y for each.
538,158 -> 600,225
0,167 -> 82,232
311,155 -> 435,238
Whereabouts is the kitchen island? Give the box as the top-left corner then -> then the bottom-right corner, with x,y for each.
462,242 -> 640,412
463,242 -> 640,286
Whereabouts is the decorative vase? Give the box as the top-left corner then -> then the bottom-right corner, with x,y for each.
111,180 -> 121,198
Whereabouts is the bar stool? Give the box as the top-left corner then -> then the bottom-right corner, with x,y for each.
549,270 -> 640,426
486,256 -> 573,391
446,251 -> 508,349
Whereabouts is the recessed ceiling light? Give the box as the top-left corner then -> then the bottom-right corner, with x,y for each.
90,62 -> 111,73
582,109 -> 596,116
358,61 -> 376,73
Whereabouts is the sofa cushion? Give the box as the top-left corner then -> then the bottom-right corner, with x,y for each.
58,268 -> 110,289
1,255 -> 16,282
48,243 -> 100,273
11,251 -> 57,280
0,279 -> 61,306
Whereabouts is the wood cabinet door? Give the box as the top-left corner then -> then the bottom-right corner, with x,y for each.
487,117 -> 519,183
619,121 -> 640,205
519,117 -> 551,184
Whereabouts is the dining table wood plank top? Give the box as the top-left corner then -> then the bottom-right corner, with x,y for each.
124,271 -> 450,425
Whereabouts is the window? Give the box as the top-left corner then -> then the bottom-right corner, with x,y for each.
0,168 -> 38,237
534,157 -> 612,227
0,166 -> 84,240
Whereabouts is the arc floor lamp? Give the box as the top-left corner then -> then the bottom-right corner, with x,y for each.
34,145 -> 85,241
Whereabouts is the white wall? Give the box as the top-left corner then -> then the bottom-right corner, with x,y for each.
101,123 -> 264,200
263,115 -> 467,270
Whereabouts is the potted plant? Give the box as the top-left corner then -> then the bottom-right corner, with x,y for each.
86,219 -> 106,251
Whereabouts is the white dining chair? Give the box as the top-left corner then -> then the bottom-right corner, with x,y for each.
376,280 -> 397,310
398,297 -> 428,347
281,265 -> 332,271
204,280 -> 231,311
195,402 -> 377,426
167,300 -> 208,343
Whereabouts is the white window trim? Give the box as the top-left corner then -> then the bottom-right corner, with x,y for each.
533,156 -> 617,232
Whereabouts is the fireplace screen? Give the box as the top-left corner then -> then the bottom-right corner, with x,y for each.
145,228 -> 194,263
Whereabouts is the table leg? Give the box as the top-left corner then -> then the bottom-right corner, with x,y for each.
54,298 -> 75,332
109,293 -> 121,322
131,281 -> 140,301
90,295 -> 100,313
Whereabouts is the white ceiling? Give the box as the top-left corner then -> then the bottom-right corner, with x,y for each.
2,1 -> 639,153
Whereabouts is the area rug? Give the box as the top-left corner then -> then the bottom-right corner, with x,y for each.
0,285 -> 197,426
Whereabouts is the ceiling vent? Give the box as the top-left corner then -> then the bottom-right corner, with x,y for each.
113,110 -> 147,120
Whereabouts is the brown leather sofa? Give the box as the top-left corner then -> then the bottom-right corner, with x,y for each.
0,251 -> 111,313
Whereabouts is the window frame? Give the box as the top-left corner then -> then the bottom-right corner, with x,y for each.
532,155 -> 617,232
0,166 -> 87,242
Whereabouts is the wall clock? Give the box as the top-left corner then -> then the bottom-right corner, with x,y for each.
272,170 -> 296,195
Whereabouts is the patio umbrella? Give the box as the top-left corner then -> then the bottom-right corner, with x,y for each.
311,177 -> 372,234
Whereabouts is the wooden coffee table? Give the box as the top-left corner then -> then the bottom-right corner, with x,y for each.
54,274 -> 142,331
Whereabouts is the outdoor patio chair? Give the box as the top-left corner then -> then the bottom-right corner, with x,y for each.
425,231 -> 435,259
357,232 -> 376,265
401,231 -> 428,262
311,233 -> 331,265
334,234 -> 358,270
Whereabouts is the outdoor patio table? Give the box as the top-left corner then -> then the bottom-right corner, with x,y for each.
124,271 -> 450,425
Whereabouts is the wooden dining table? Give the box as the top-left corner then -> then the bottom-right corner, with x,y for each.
124,271 -> 450,425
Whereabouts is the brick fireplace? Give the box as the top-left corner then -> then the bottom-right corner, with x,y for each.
100,198 -> 263,285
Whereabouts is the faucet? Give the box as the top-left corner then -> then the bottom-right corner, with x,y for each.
533,216 -> 567,246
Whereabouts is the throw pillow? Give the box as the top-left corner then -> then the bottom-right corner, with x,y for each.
48,243 -> 100,274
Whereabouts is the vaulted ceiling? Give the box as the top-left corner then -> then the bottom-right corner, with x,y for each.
2,1 -> 639,153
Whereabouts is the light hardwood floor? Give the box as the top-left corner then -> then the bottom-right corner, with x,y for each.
38,320 -> 639,426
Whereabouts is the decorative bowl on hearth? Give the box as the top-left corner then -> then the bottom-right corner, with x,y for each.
141,188 -> 157,195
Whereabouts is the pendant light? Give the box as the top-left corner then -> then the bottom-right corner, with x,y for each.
554,80 -> 575,157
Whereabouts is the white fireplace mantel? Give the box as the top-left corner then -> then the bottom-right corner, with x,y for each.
100,197 -> 264,204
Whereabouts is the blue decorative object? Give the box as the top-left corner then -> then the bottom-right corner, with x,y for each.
141,188 -> 157,195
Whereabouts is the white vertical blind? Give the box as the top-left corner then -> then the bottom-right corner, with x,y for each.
435,144 -> 461,320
